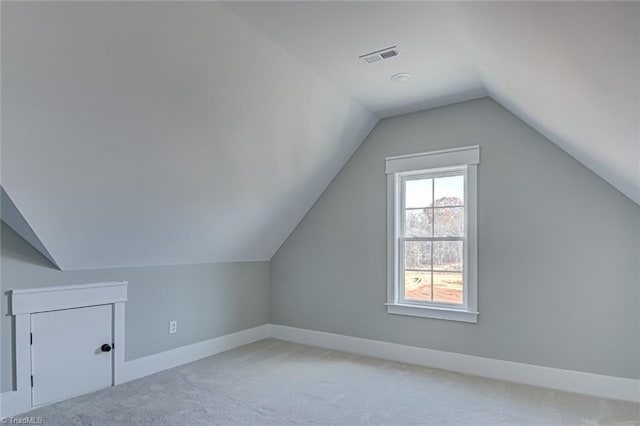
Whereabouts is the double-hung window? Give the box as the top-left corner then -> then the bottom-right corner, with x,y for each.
386,146 -> 479,323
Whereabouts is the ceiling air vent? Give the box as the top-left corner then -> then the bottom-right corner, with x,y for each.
359,46 -> 399,63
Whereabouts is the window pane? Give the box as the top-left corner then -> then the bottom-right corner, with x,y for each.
433,241 -> 463,271
405,178 -> 432,208
404,241 -> 431,270
404,270 -> 431,301
434,175 -> 464,206
405,208 -> 433,237
433,272 -> 463,304
434,207 -> 464,237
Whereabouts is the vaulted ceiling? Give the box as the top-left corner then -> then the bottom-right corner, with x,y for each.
228,1 -> 639,203
1,2 -> 377,270
2,1 -> 638,270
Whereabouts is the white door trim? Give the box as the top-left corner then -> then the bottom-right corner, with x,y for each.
3,282 -> 127,417
10,282 -> 128,315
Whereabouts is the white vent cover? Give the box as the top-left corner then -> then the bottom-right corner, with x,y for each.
359,46 -> 399,63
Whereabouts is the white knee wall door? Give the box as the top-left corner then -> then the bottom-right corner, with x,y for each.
5,282 -> 128,416
30,304 -> 114,406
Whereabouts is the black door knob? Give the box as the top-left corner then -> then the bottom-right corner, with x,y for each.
101,344 -> 112,352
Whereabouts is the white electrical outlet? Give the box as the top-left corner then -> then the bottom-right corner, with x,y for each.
169,320 -> 177,334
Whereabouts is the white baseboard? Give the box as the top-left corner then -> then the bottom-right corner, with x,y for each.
2,322 -> 637,419
120,324 -> 270,383
0,388 -> 31,421
0,324 -> 269,419
269,324 -> 640,403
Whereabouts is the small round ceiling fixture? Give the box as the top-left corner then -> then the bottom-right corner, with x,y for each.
391,72 -> 413,83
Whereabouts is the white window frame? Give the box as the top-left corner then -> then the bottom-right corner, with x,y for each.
385,146 -> 479,323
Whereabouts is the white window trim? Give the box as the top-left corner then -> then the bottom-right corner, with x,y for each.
386,146 -> 479,323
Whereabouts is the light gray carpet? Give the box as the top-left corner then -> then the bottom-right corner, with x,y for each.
19,339 -> 640,425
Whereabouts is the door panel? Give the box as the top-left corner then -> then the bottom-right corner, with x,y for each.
31,304 -> 113,406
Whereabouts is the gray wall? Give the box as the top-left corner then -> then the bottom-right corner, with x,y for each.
1,222 -> 270,392
2,97 -> 637,394
270,98 -> 640,380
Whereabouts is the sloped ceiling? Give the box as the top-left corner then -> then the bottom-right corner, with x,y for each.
1,186 -> 59,269
1,1 -> 377,270
228,1 -> 640,204
2,1 -> 638,270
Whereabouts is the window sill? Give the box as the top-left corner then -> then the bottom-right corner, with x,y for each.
385,303 -> 478,323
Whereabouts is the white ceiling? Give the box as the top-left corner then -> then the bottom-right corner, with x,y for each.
227,1 -> 488,117
228,1 -> 640,204
2,1 -> 638,270
1,2 -> 377,270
